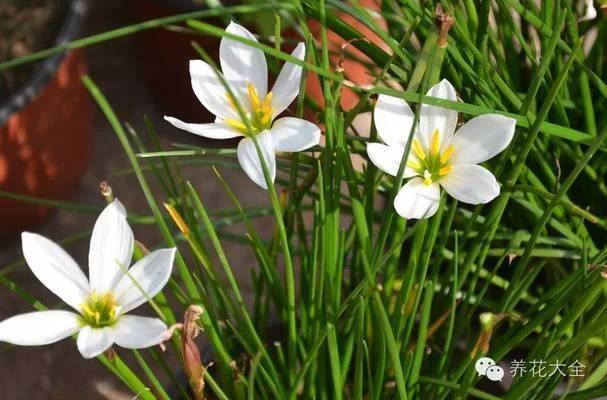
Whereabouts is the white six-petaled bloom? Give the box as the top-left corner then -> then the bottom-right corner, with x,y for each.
367,79 -> 516,219
164,21 -> 321,189
0,199 -> 176,359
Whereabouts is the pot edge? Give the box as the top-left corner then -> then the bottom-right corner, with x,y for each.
0,0 -> 89,125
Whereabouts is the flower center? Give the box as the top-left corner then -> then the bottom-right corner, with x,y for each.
407,129 -> 454,185
225,83 -> 274,135
81,291 -> 118,328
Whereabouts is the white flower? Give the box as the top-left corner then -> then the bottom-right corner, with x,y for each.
0,200 -> 176,359
367,79 -> 516,219
578,0 -> 597,21
164,22 -> 321,189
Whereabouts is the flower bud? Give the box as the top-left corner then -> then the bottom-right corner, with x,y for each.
182,305 -> 205,400
99,181 -> 114,203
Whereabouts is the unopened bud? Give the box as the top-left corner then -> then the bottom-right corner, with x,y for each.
435,5 -> 455,48
99,181 -> 114,203
184,334 -> 204,397
472,313 -> 508,358
182,305 -> 205,400
479,312 -> 495,332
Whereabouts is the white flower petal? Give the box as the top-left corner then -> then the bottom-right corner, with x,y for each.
21,232 -> 89,311
270,117 -> 320,152
579,0 -> 597,21
113,315 -> 167,349
374,94 -> 415,149
237,131 -> 276,189
88,199 -> 134,294
419,79 -> 458,151
77,326 -> 114,359
394,178 -> 440,219
0,311 -> 81,346
440,164 -> 500,204
367,143 -> 417,178
164,116 -> 243,139
271,43 -> 306,117
114,248 -> 176,314
450,114 -> 516,165
220,22 -> 268,104
190,59 -> 239,120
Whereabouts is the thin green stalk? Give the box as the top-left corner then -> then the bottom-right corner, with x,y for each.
82,75 -> 198,307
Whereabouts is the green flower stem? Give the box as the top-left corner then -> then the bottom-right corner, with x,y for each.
83,75 -> 198,315
186,182 -> 285,395
99,355 -> 156,400
250,134 -> 297,391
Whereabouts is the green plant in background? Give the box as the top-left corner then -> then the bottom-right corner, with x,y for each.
0,1 -> 607,399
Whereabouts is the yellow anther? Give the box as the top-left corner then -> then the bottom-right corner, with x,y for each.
81,303 -> 94,316
81,292 -> 118,328
439,166 -> 452,176
430,129 -> 441,155
225,118 -> 247,131
226,92 -> 238,110
225,83 -> 275,135
263,91 -> 273,109
247,83 -> 260,110
423,170 -> 433,186
261,111 -> 272,125
407,159 -> 421,170
412,139 -> 426,160
440,144 -> 455,164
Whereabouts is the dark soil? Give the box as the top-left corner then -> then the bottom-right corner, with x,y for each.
0,0 -> 69,101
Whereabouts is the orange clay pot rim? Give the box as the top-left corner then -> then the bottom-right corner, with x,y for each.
0,0 -> 89,126
149,0 -> 239,12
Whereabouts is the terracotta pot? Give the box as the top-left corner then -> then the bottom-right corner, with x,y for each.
130,0 -> 237,122
0,0 -> 91,236
305,0 -> 389,113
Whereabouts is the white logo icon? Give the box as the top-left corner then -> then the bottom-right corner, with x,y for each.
486,365 -> 505,381
475,357 -> 496,376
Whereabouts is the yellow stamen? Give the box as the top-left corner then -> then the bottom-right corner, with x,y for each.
407,159 -> 421,170
226,92 -> 238,110
224,83 -> 275,135
261,111 -> 272,125
263,91 -> 273,109
81,303 -> 94,316
430,129 -> 441,155
412,139 -> 426,160
440,144 -> 455,164
81,292 -> 118,327
247,83 -> 260,110
225,118 -> 247,131
439,165 -> 452,176
423,170 -> 433,186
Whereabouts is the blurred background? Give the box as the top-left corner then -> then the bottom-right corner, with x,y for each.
0,1 -> 270,398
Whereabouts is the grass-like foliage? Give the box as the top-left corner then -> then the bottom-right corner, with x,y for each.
1,1 -> 607,399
